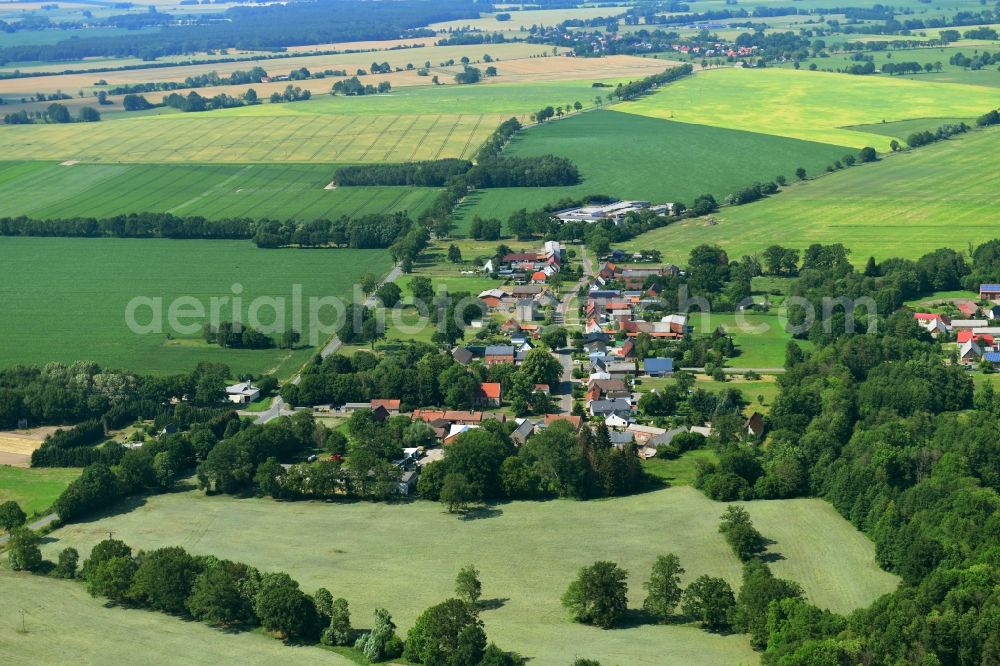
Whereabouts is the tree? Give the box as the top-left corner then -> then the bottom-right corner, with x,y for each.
448,244 -> 462,262
0,500 -> 26,531
356,608 -> 404,662
561,561 -> 629,629
374,282 -> 402,308
404,598 -> 486,664
643,554 -> 685,621
795,167 -> 807,180
86,556 -> 138,602
859,146 -> 878,162
46,103 -> 71,123
321,597 -> 354,646
129,545 -> 201,614
7,526 -> 43,571
187,560 -> 256,627
254,572 -> 320,641
360,273 -> 379,295
77,106 -> 101,122
681,575 -> 735,630
54,546 -> 79,578
889,139 -> 901,151
519,346 -> 562,386
441,472 -> 476,513
719,505 -> 766,561
455,564 -> 483,608
410,276 -> 435,304
540,326 -> 567,350
732,559 -> 802,648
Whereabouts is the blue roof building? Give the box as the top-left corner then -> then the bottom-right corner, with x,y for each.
643,358 -> 674,376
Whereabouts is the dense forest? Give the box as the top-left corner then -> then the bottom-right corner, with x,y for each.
0,0 -> 480,64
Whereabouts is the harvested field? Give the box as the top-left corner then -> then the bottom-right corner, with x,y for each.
0,427 -> 56,467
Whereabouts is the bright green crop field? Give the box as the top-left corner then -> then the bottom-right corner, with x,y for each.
0,237 -> 391,376
624,127 -> 1000,264
619,67 -> 1000,150
0,161 -> 438,221
0,467 -> 81,517
454,110 -> 851,231
37,484 -> 898,665
0,570 -> 347,665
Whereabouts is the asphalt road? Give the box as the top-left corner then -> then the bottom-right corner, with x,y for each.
255,262 -> 402,425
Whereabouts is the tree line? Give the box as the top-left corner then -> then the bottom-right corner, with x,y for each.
6,532 -> 521,665
332,154 -> 579,189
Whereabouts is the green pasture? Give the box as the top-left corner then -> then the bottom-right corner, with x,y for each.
638,374 -> 781,414
623,127 -> 1000,264
0,161 -> 438,221
619,67 -> 1000,150
0,237 -> 391,376
39,484 -> 898,663
778,44 -> 1000,88
0,466 -> 80,517
0,571 -> 346,665
454,110 -> 851,231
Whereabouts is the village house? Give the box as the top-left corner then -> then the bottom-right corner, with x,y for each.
643,358 -> 674,377
485,345 -> 515,365
511,418 -> 535,445
960,340 -> 984,365
225,381 -> 261,405
543,414 -> 582,430
476,382 -> 502,407
370,399 -> 400,416
980,284 -> 1000,301
746,412 -> 765,438
516,299 -> 536,322
589,398 -> 633,418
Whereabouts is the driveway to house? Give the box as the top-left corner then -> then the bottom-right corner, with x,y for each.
257,263 -> 402,424
0,513 -> 59,546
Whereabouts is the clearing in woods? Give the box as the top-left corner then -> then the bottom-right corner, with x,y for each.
37,485 -> 898,665
0,237 -> 392,376
453,109 -> 852,231
618,67 -> 1000,150
0,162 -> 440,221
623,127 -> 1000,263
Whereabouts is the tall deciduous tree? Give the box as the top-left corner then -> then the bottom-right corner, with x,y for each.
561,561 -> 629,629
643,554 -> 685,621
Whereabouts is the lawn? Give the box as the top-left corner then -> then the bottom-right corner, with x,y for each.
454,110 -> 851,231
38,484 -> 898,664
0,466 -> 80,517
0,162 -> 440,221
618,67 -> 1000,150
643,448 -> 719,486
683,312 -> 803,369
0,237 -> 391,376
638,374 -> 781,414
0,570 -> 347,665
623,127 -> 1000,264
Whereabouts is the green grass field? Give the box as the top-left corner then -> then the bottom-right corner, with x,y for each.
0,570 -> 348,665
624,127 -> 1000,264
37,484 -> 898,664
619,67 -> 1000,151
454,110 -> 850,230
0,161 -> 439,221
0,237 -> 391,376
0,466 -> 80,517
643,448 -> 719,485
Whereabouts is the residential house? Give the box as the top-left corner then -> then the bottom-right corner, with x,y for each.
370,399 -> 400,416
516,299 -> 536,322
411,410 -> 489,426
512,285 -> 544,299
452,347 -> 474,366
605,360 -> 637,378
980,284 -> 1000,301
225,382 -> 260,405
960,340 -> 984,365
543,414 -> 582,430
588,379 -> 630,399
485,345 -> 515,365
985,351 -> 1000,368
958,301 -> 979,317
478,288 -> 509,309
398,469 -> 419,495
605,413 -> 632,429
533,384 -> 550,395
746,412 -> 765,438
609,430 -> 635,448
444,424 -> 479,445
511,418 -> 535,445
643,358 -> 674,377
476,382 -> 502,407
589,398 -> 633,418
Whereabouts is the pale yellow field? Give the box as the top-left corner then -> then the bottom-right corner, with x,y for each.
619,67 -> 1000,150
429,6 -> 628,32
0,112 -> 509,163
0,427 -> 57,467
0,42 -> 553,98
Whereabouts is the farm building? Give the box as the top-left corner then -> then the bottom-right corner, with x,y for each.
980,284 -> 1000,301
225,382 -> 260,405
643,358 -> 674,377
